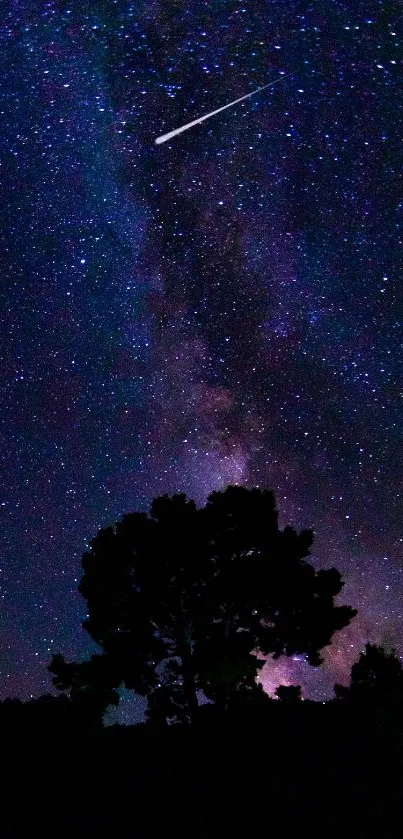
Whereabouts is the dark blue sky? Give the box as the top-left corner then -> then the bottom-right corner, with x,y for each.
0,0 -> 401,712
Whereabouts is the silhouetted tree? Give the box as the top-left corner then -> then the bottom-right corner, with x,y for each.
275,684 -> 303,703
51,486 -> 356,723
335,643 -> 403,704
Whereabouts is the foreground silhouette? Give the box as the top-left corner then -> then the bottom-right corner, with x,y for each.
1,490 -> 402,837
1,686 -> 402,838
50,486 -> 356,723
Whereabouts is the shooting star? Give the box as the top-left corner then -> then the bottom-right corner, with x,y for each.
155,73 -> 291,145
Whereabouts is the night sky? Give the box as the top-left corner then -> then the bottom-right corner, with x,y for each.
1,0 -> 402,719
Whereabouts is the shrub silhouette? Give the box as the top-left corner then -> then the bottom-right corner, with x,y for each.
335,643 -> 403,704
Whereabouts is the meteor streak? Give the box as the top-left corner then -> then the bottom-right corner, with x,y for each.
155,73 -> 290,145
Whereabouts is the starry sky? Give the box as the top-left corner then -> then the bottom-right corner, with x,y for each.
1,0 -> 402,717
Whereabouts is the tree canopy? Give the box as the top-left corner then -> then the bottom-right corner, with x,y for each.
50,486 -> 356,723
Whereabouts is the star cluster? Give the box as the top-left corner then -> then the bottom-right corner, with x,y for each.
0,0 -> 401,707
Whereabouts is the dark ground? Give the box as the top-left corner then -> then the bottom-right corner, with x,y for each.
1,700 -> 402,838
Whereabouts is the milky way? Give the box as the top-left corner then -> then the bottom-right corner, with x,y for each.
0,1 -> 401,717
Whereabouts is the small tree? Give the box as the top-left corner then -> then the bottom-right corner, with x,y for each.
48,653 -> 119,726
335,643 -> 403,704
50,486 -> 356,723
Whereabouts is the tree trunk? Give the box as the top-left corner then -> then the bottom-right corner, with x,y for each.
179,637 -> 198,724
